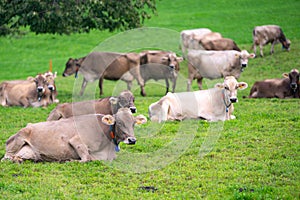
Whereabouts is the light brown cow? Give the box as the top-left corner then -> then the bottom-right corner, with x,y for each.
47,90 -> 136,121
187,49 -> 255,91
252,25 -> 291,57
0,74 -> 51,107
196,32 -> 223,45
248,69 -> 300,98
44,71 -> 59,103
63,52 -> 144,96
201,38 -> 241,51
149,76 -> 248,122
2,108 -> 147,163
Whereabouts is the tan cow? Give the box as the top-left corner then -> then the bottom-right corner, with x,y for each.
63,52 -> 144,96
187,49 -> 255,91
2,108 -> 147,163
47,90 -> 136,121
196,32 -> 223,45
252,25 -> 291,57
44,71 -> 59,103
248,69 -> 300,98
149,76 -> 248,122
0,74 -> 51,107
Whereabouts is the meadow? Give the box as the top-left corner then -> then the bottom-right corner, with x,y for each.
0,0 -> 299,199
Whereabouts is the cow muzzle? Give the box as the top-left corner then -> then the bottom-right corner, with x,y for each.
126,137 -> 136,145
290,83 -> 298,90
230,97 -> 238,103
130,106 -> 137,113
37,87 -> 44,93
48,85 -> 55,91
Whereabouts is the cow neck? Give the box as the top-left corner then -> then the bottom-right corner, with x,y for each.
109,125 -> 120,152
222,89 -> 231,113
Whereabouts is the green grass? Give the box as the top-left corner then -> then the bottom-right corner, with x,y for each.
0,0 -> 300,199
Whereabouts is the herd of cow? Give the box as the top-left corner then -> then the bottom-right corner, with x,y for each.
1,25 -> 299,163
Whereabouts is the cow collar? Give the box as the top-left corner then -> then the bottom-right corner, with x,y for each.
222,89 -> 231,113
109,125 -> 120,152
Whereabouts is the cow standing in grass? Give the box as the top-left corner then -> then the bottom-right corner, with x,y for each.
252,25 -> 291,57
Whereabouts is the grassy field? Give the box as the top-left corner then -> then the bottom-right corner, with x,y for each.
0,0 -> 299,199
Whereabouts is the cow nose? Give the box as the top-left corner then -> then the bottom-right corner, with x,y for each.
128,137 -> 136,145
62,73 -> 66,77
130,107 -> 137,113
37,87 -> 44,92
241,64 -> 247,68
291,83 -> 297,89
230,98 -> 237,103
48,85 -> 55,91
169,65 -> 175,70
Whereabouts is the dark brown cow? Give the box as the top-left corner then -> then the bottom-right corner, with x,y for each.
248,69 -> 299,98
201,38 -> 241,51
0,74 -> 51,107
2,108 -> 147,162
62,52 -> 144,96
252,25 -> 291,57
47,90 -> 136,121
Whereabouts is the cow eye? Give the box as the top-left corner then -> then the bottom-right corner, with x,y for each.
224,86 -> 229,90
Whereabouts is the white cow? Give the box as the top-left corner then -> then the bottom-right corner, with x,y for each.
149,76 -> 248,122
187,49 -> 255,91
180,28 -> 212,57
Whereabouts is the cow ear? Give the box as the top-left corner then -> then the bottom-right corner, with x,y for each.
249,53 -> 255,58
109,97 -> 118,105
102,115 -> 115,125
176,57 -> 184,62
27,76 -> 35,82
235,53 -> 240,58
282,73 -> 289,78
135,115 -> 147,125
238,82 -> 248,90
214,83 -> 224,89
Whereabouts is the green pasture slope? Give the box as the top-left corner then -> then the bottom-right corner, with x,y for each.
0,0 -> 299,199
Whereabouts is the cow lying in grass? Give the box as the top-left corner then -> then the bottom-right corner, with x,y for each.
2,108 -> 147,163
47,90 -> 136,120
248,69 -> 299,98
149,76 -> 248,122
0,74 -> 51,108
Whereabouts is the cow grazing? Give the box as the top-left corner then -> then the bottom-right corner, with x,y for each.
248,69 -> 300,98
0,74 -> 51,107
187,49 -> 255,91
2,108 -> 147,163
252,25 -> 291,57
149,76 -> 248,122
44,71 -> 59,103
201,38 -> 241,51
47,90 -> 136,121
63,52 -> 144,96
180,28 -> 212,57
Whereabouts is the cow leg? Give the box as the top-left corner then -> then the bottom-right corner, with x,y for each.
99,77 -> 104,96
259,44 -> 264,57
197,77 -> 203,90
79,79 -> 88,96
165,78 -> 170,94
68,135 -> 93,162
253,44 -> 257,57
2,133 -> 27,162
126,81 -> 132,90
271,41 -> 276,55
171,77 -> 177,93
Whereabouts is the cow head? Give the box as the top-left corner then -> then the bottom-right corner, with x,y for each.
62,58 -> 82,77
34,74 -> 48,101
44,71 -> 57,92
101,108 -> 147,146
282,39 -> 291,51
235,50 -> 255,69
109,90 -> 137,113
161,53 -> 183,72
215,76 -> 248,103
283,68 -> 299,92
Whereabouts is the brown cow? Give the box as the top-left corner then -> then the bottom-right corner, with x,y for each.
248,69 -> 300,98
196,32 -> 223,45
47,90 -> 136,121
44,71 -> 59,103
0,74 -> 51,107
63,52 -> 144,96
252,25 -> 291,57
201,38 -> 241,51
2,108 -> 147,163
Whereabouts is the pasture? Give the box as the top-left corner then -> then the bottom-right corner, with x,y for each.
0,0 -> 299,199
